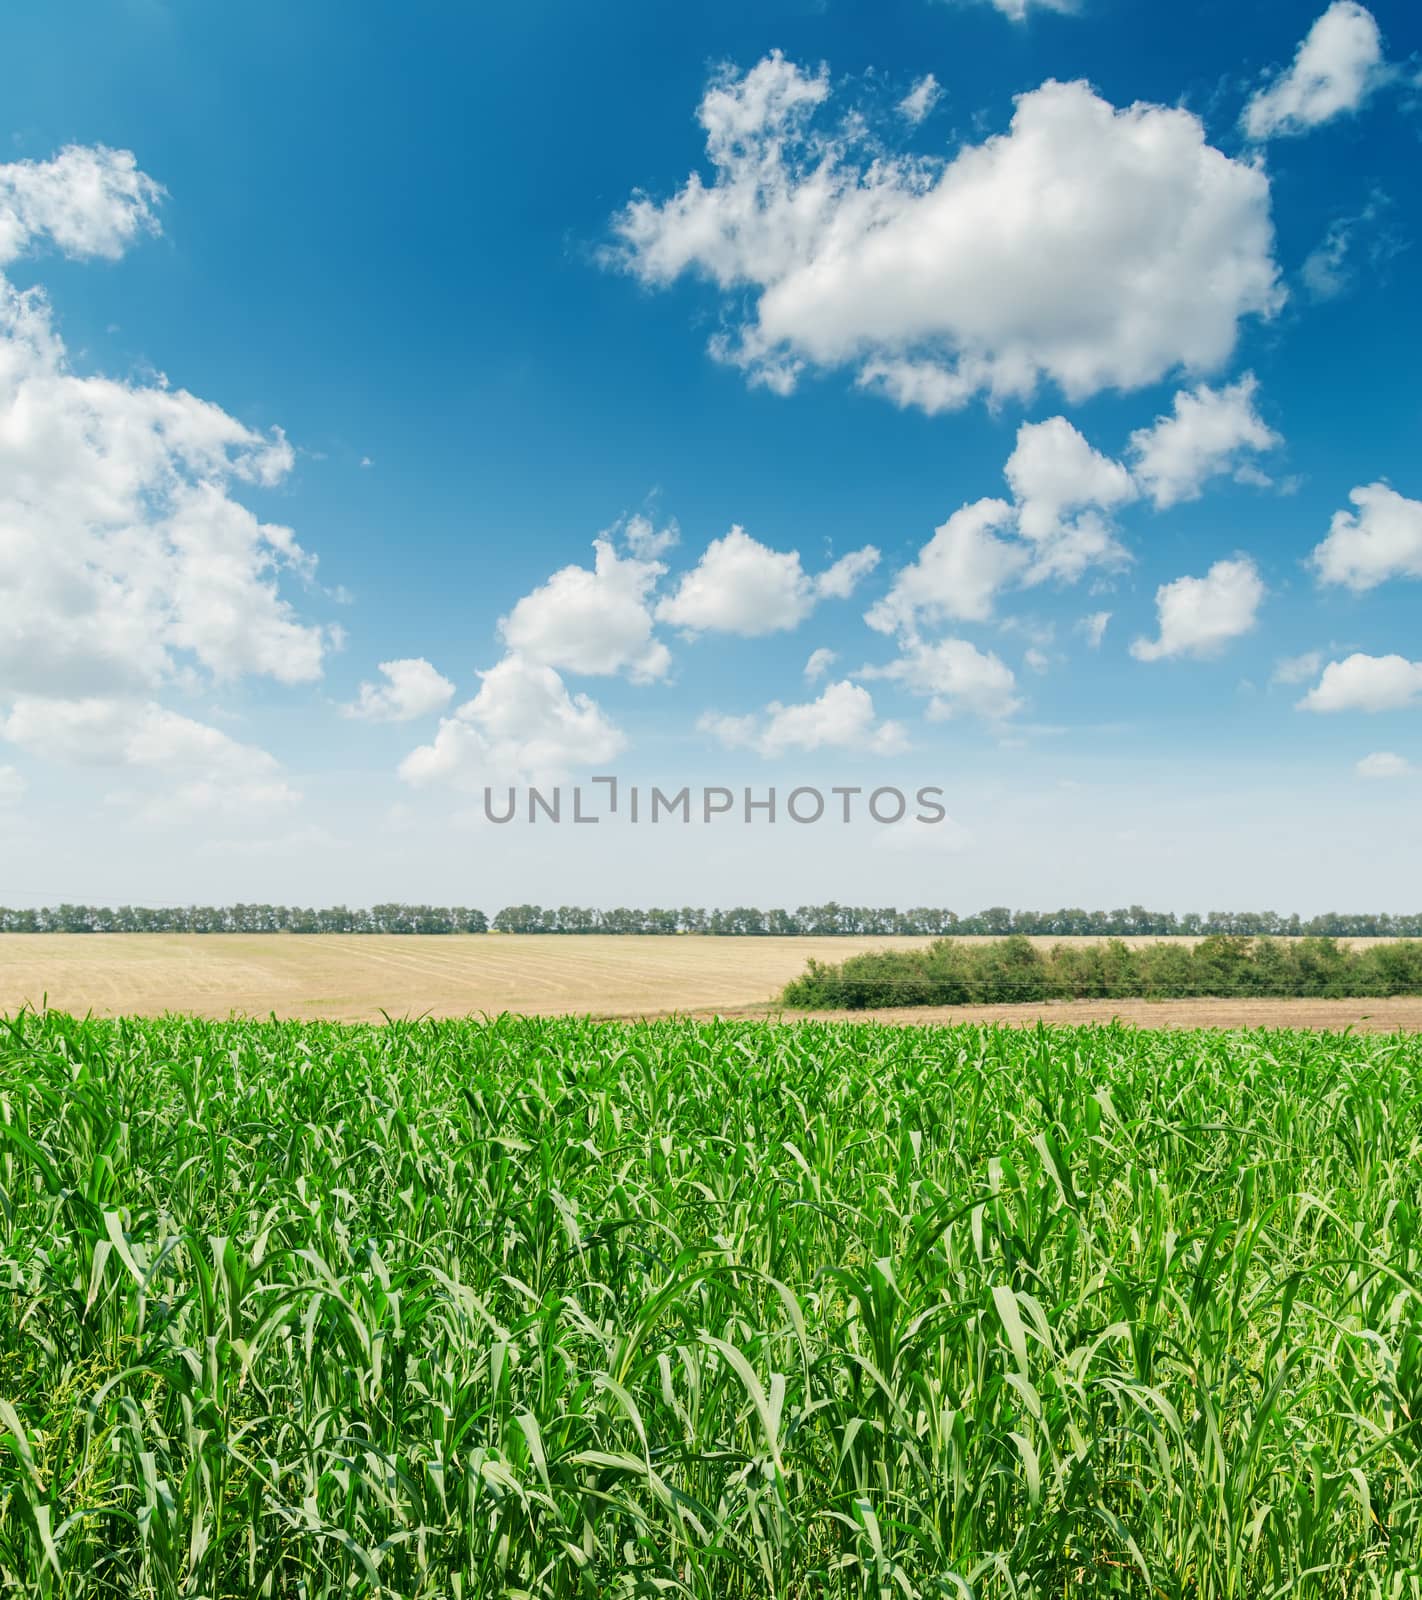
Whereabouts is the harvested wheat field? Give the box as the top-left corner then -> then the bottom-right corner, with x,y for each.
1,932 -> 1420,1029
0,932 -> 937,1020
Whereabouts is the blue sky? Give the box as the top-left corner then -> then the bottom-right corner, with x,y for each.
0,0 -> 1419,910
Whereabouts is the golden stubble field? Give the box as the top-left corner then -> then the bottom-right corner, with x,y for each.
2,932 -> 1421,1030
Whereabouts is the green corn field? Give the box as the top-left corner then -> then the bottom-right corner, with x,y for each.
1,1009 -> 1420,1598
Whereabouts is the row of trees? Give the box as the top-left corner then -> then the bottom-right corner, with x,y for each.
0,904 -> 490,934
3,902 -> 1422,936
783,935 -> 1422,1008
484,903 -> 1422,936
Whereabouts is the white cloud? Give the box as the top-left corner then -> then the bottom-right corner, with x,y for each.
1243,2 -> 1387,141
1131,557 -> 1266,661
343,658 -> 456,723
1004,416 -> 1135,580
699,678 -> 908,758
0,764 -> 23,806
862,637 -> 1021,720
500,537 -> 671,681
897,74 -> 941,125
610,59 -> 1281,412
0,696 -> 297,822
1357,750 -> 1412,779
1311,483 -> 1422,591
0,143 -> 163,266
869,422 -> 1138,633
866,499 -> 1023,632
657,526 -> 875,636
1078,611 -> 1111,648
814,545 -> 881,598
399,655 -> 625,788
622,513 -> 680,560
1006,417 -> 1136,540
1298,653 -> 1422,713
1300,193 -> 1399,301
1272,649 -> 1324,685
804,646 -> 838,682
959,0 -> 1078,18
1128,375 -> 1281,509
0,151 -> 330,705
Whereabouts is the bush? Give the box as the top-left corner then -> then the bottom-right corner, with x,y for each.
780,934 -> 1422,1009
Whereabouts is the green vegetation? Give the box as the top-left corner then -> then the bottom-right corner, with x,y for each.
7,902 -> 1422,937
782,933 -> 1422,1009
2,1010 -> 1422,1596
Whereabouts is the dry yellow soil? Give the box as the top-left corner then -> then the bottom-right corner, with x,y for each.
0,933 -> 1417,1031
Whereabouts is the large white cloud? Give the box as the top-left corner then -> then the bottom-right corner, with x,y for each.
1131,557 -> 1265,661
0,696 -> 297,822
0,141 -> 332,823
500,536 -> 671,681
861,637 -> 1021,720
0,147 -> 332,705
699,679 -> 907,758
610,58 -> 1282,412
1311,483 -> 1422,591
656,525 -> 877,636
343,658 -> 456,723
1128,375 -> 1280,509
1298,653 -> 1422,713
399,655 -> 625,788
1242,2 -> 1386,141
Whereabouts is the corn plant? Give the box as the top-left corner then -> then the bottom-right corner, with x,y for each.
0,1010 -> 1419,1596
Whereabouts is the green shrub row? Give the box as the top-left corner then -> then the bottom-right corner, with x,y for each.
782,933 -> 1422,1007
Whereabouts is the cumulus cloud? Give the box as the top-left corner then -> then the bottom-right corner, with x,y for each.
0,150 -> 332,707
343,658 -> 456,723
897,74 -> 941,125
0,696 -> 297,822
1311,483 -> 1422,591
868,421 -> 1137,634
0,144 -> 163,266
867,499 -> 1023,632
699,679 -> 908,758
500,537 -> 671,681
1298,653 -> 1422,713
399,655 -> 625,788
1243,2 -> 1387,141
609,57 -> 1281,412
861,636 -> 1022,720
1131,557 -> 1266,661
1128,375 -> 1281,509
804,646 -> 838,682
0,764 -> 23,806
0,139 -> 337,825
1357,750 -> 1412,779
657,526 -> 876,636
1004,416 -> 1135,580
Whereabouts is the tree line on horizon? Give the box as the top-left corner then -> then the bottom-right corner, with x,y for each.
2,901 -> 1422,936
